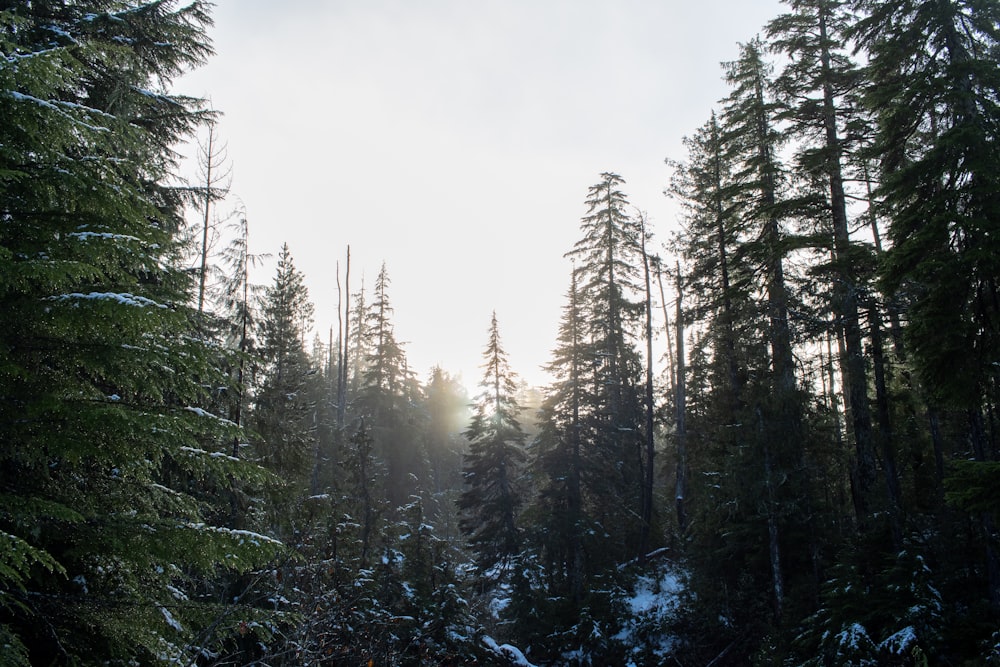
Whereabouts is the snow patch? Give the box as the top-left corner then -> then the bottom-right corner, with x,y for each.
483,635 -> 536,666
879,626 -> 917,655
160,606 -> 183,632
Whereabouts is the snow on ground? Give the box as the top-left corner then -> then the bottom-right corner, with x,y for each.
615,563 -> 685,664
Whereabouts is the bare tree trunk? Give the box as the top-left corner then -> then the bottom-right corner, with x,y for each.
196,122 -> 231,317
675,263 -> 688,534
638,216 -> 656,558
656,263 -> 676,394
338,246 -> 351,429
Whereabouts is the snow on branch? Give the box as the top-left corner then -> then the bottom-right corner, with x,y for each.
47,292 -> 167,309
7,91 -> 112,133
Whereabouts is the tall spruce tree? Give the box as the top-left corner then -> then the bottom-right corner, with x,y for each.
356,263 -> 425,507
565,172 -> 648,563
0,3 -> 284,664
533,271 -> 590,600
253,242 -> 317,532
852,0 -> 1000,621
458,313 -> 526,582
767,0 -> 893,537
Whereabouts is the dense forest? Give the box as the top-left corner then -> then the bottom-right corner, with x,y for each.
2,0 -> 1000,665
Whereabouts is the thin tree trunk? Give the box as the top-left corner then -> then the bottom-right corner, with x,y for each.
656,263 -> 676,394
819,7 -> 878,530
675,263 -> 688,534
639,217 -> 656,558
825,330 -> 844,452
869,303 -> 903,547
197,126 -> 215,317
338,246 -> 351,429
758,407 -> 784,622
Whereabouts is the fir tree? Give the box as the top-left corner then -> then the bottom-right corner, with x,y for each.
356,263 -> 426,508
253,242 -> 316,488
767,0 -> 892,536
565,172 -> 648,564
458,312 -> 526,582
0,3 -> 284,663
533,271 -> 592,606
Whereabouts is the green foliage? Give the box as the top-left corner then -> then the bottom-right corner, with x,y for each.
459,313 -> 527,581
793,547 -> 943,666
0,2 -> 287,663
253,242 -> 317,487
944,460 -> 1000,517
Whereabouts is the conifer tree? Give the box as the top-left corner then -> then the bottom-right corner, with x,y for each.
0,3 -> 283,663
458,313 -> 526,582
356,263 -> 426,507
424,366 -> 469,536
533,271 -> 592,605
253,243 -> 315,485
851,0 -> 1000,621
565,172 -> 648,563
767,0 -> 890,535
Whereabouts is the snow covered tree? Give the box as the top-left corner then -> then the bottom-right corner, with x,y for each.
458,312 -> 526,582
0,2 -> 284,664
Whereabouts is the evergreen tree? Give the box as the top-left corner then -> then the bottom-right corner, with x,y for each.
458,312 -> 526,582
565,172 -> 648,564
528,272 -> 593,631
767,0 -> 893,536
253,242 -> 316,488
356,263 -> 426,507
852,0 -> 1000,421
0,3 -> 284,663
423,366 -> 469,537
848,0 -> 1000,650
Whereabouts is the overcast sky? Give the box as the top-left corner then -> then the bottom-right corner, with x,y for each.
178,0 -> 786,388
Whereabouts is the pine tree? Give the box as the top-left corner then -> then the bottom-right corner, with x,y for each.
850,0 -> 1000,637
356,263 -> 426,507
767,0 -> 893,537
516,274 -> 588,659
0,3 -> 283,663
423,366 -> 469,537
253,243 -> 316,495
458,312 -> 526,582
565,172 -> 648,563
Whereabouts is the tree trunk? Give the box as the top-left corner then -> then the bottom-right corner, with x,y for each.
675,264 -> 688,534
869,303 -> 903,547
818,7 -> 879,531
639,217 -> 656,558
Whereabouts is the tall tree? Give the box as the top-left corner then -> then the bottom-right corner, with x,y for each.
534,270 -> 591,607
767,0 -> 891,536
0,3 -> 283,664
458,313 -> 526,582
356,263 -> 425,507
193,118 -> 231,317
254,243 -> 315,485
720,39 -> 809,624
565,172 -> 647,562
852,0 -> 1000,608
212,214 -> 268,456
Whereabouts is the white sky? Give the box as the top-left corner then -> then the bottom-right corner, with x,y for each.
178,0 -> 785,388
